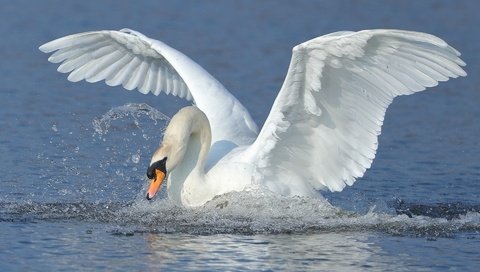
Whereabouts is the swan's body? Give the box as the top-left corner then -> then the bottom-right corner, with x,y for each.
40,29 -> 466,206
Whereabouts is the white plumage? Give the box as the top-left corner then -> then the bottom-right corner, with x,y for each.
40,29 -> 466,206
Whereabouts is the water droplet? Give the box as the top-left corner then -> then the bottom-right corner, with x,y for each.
131,154 -> 140,164
58,189 -> 71,196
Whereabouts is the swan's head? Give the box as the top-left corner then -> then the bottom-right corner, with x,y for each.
145,141 -> 184,200
146,157 -> 167,200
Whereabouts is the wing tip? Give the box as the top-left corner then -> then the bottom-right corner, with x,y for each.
39,42 -> 55,53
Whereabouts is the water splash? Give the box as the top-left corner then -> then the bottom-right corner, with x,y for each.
113,193 -> 480,236
2,192 -> 479,237
28,103 -> 172,204
92,103 -> 169,136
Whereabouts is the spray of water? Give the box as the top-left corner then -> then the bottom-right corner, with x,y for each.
92,102 -> 169,136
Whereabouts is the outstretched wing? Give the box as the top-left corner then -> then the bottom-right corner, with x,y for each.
39,29 -> 258,145
246,29 -> 466,196
40,29 -> 192,99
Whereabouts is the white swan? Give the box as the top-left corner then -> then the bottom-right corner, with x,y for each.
39,29 -> 466,207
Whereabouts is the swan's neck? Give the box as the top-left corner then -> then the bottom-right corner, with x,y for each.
164,107 -> 212,206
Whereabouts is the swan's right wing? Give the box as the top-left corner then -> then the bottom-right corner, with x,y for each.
246,30 -> 466,196
40,29 -> 192,99
40,29 -> 258,145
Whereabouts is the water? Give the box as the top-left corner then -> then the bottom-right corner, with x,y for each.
1,0 -> 479,270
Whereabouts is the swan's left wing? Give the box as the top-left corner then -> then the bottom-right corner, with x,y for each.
246,29 -> 466,195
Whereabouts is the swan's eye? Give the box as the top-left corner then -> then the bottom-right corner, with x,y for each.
146,157 -> 168,179
147,168 -> 156,179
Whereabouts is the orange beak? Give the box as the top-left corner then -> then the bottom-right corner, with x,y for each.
146,169 -> 166,200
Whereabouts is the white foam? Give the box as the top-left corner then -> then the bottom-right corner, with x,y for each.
113,191 -> 480,235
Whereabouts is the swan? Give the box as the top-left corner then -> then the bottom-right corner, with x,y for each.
39,29 -> 466,207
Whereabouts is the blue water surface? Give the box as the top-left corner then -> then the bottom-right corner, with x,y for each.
1,0 -> 479,271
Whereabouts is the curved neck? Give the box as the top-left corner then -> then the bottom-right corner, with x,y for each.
164,107 -> 212,205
